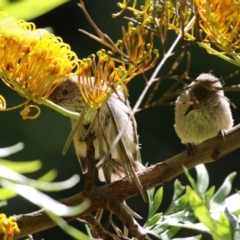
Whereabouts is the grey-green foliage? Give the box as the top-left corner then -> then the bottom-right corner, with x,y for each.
0,143 -> 91,239
145,164 -> 239,240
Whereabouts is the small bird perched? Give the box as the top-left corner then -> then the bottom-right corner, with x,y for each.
174,73 -> 233,145
48,76 -> 145,197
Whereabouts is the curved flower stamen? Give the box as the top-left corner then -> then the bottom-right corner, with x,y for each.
0,95 -> 6,109
0,214 -> 20,240
195,0 -> 240,49
20,104 -> 41,120
77,21 -> 159,109
193,0 -> 240,66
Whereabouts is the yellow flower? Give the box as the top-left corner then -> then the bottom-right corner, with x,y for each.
195,0 -> 240,56
0,15 -> 80,118
114,0 -> 240,67
0,13 -> 158,116
77,22 -> 159,109
0,214 -> 20,240
113,0 -> 193,35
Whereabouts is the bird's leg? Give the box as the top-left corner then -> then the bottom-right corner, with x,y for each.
186,142 -> 197,156
217,129 -> 227,141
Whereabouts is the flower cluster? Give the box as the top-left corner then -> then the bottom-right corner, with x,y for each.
114,0 -> 193,37
78,20 -> 159,109
2,1 -> 239,117
0,13 -> 159,114
0,15 -> 80,118
115,0 -> 240,67
195,0 -> 240,62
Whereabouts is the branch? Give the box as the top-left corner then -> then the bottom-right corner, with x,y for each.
12,124 -> 240,239
82,214 -> 114,240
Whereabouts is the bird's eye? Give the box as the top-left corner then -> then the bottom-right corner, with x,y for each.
62,88 -> 68,96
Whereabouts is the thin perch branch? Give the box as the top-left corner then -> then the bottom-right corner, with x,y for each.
82,214 -> 114,240
12,124 -> 240,239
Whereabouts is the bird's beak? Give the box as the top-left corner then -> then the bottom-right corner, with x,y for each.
184,104 -> 195,116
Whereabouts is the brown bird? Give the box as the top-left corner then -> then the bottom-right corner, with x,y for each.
49,76 -> 146,199
175,73 -> 233,145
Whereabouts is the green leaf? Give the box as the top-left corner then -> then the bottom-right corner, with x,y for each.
0,142 -> 24,158
172,235 -> 202,240
224,208 -> 239,239
145,213 -> 162,227
0,0 -> 8,9
148,187 -> 163,219
38,169 -> 58,182
165,180 -> 185,214
196,164 -> 209,193
47,210 -> 91,240
147,187 -> 155,208
173,194 -> 189,211
172,179 -> 185,201
160,226 -> 181,239
0,166 -> 57,200
1,179 -> 90,217
167,221 -> 209,233
0,188 -> 16,200
147,223 -> 169,237
147,187 -> 155,222
0,159 -> 41,173
183,166 -> 197,192
204,186 -> 215,206
2,0 -> 69,21
215,213 -> 232,240
187,187 -> 232,239
165,194 -> 189,215
0,166 -> 79,192
187,186 -> 217,234
0,200 -> 7,207
210,172 -> 237,205
221,193 -> 240,216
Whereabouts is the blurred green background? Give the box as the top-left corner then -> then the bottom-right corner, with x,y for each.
1,0 -> 240,239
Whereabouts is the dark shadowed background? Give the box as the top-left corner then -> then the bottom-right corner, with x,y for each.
1,0 -> 240,239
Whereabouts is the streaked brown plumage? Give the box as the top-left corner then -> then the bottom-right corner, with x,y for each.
49,76 -> 145,196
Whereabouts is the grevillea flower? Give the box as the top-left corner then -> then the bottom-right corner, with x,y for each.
114,0 -> 240,67
0,13 -> 158,116
0,214 -> 20,240
113,0 -> 193,36
78,21 -> 159,109
195,0 -> 240,61
0,14 -> 80,119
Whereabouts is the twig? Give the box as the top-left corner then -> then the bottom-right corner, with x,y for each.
107,199 -> 151,240
83,214 -> 114,240
78,0 -> 127,59
84,132 -> 96,190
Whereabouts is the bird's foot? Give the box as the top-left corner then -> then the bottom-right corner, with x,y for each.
186,143 -> 197,156
217,129 -> 227,141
